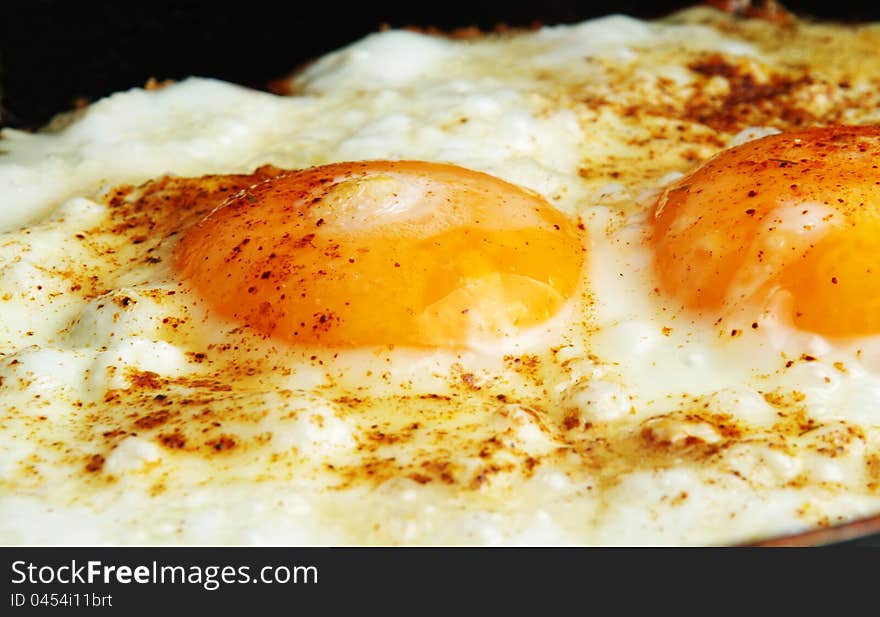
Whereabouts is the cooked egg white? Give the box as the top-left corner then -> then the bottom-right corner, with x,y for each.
3,6 -> 880,545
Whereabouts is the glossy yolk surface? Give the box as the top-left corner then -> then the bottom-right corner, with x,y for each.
651,125 -> 880,337
174,160 -> 584,348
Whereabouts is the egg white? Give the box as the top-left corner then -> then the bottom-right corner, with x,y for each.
3,6 -> 880,545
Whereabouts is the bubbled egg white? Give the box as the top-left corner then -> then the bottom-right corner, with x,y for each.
3,5 -> 880,546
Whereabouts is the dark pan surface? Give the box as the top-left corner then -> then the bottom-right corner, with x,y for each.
750,512 -> 880,547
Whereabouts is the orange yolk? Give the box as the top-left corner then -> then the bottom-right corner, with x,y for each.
174,160 -> 584,348
651,125 -> 880,337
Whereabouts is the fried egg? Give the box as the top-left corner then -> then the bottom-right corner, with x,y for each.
653,125 -> 880,338
174,160 -> 585,349
3,5 -> 880,546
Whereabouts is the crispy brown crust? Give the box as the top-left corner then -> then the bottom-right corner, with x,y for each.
705,0 -> 792,22
144,77 -> 176,91
395,21 -> 542,39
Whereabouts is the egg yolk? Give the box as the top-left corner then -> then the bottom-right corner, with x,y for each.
174,160 -> 584,348
651,125 -> 880,337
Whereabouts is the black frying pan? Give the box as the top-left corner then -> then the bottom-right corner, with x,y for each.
2,0 -> 880,546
